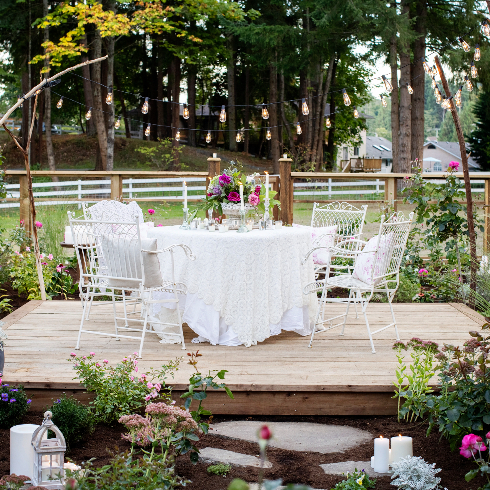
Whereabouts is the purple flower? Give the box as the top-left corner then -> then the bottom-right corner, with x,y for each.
213,186 -> 221,196
27,399 -> 32,404
55,399 -> 61,404
227,191 -> 241,202
9,389 -> 18,392
10,399 -> 16,403
219,174 -> 231,186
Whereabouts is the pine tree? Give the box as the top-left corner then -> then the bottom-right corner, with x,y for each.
468,91 -> 490,171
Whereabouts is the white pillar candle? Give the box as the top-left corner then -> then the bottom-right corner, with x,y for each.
64,226 -> 73,245
239,184 -> 244,211
371,456 -> 374,468
390,435 -> 413,465
265,172 -> 269,198
183,181 -> 187,209
373,436 -> 390,473
10,424 -> 40,479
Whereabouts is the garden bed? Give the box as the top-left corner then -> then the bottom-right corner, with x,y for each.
0,412 -> 483,490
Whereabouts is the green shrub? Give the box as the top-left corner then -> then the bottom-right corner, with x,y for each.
394,273 -> 420,303
207,463 -> 231,476
0,382 -> 31,429
47,395 -> 94,447
331,469 -> 376,490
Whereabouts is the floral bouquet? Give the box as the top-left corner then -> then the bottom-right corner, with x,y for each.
200,163 -> 280,217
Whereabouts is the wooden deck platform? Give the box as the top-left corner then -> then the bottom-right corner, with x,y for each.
1,300 -> 485,416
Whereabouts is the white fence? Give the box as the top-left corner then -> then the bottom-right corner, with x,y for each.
0,177 -> 485,209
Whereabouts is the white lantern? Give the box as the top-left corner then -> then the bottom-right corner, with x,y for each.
31,411 -> 66,489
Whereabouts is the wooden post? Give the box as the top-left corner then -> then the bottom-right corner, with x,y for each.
279,156 -> 293,224
485,178 -> 490,254
110,174 -> 123,200
384,176 -> 397,211
19,175 -> 31,232
271,175 -> 279,221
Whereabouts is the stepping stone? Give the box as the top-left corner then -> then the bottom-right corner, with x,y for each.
248,485 -> 325,490
199,447 -> 272,468
320,460 -> 391,478
210,421 -> 372,454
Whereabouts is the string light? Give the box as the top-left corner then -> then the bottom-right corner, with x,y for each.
145,124 -> 151,137
442,96 -> 453,110
435,87 -> 442,104
441,96 -> 448,109
431,65 -> 438,78
475,44 -> 481,61
325,117 -> 331,128
56,97 -> 63,109
206,132 -> 211,143
296,122 -> 302,135
465,75 -> 473,92
235,131 -> 242,143
302,98 -> 309,115
262,104 -> 269,120
342,89 -> 351,106
407,83 -> 413,95
353,107 -> 359,118
266,128 -> 271,140
431,77 -> 437,89
482,20 -> 490,37
380,95 -> 387,108
471,61 -> 478,78
85,107 -> 92,120
422,58 -> 431,74
115,116 -> 121,129
183,104 -> 189,119
35,88 -> 42,95
455,86 -> 462,108
175,130 -> 181,141
106,86 -> 113,105
381,75 -> 393,94
219,105 -> 226,123
458,37 -> 470,52
142,97 -> 149,114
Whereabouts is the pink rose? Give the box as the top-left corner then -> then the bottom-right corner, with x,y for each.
248,193 -> 260,206
449,161 -> 460,170
48,254 -> 53,260
148,209 -> 155,215
134,366 -> 138,372
130,376 -> 134,381
260,425 -> 272,440
89,352 -> 95,356
103,359 -> 109,364
145,395 -> 151,401
96,363 -> 101,367
418,268 -> 428,276
147,382 -> 153,389
34,221 -> 43,229
70,352 -> 76,357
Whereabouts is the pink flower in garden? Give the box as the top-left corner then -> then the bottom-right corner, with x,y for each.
48,254 -> 53,260
65,478 -> 77,490
255,185 -> 261,195
452,269 -> 457,272
82,356 -> 86,360
486,431 -> 490,441
248,194 -> 260,206
460,434 -> 487,458
418,268 -> 428,276
20,220 -> 24,226
148,209 -> 155,215
26,247 -> 30,251
96,363 -> 101,367
103,359 -> 108,364
147,382 -> 153,389
90,352 -> 95,356
130,376 -> 134,381
56,264 -> 64,272
39,253 -> 44,259
141,373 -> 147,379
449,161 -> 460,171
41,262 -> 47,266
219,174 -> 231,186
70,353 -> 76,357
157,224 -> 163,227
135,366 -> 138,372
155,383 -> 161,392
404,176 -> 410,180
259,425 -> 272,440
145,395 -> 151,401
227,191 -> 240,202
34,221 -> 43,229
14,250 -> 19,255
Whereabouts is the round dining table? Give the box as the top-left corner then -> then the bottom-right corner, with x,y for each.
147,225 -> 317,347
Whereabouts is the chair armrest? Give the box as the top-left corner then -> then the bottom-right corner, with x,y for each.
143,243 -> 196,261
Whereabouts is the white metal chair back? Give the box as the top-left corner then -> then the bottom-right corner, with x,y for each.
82,200 -> 144,224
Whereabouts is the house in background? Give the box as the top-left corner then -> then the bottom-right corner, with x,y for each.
423,141 -> 481,172
364,136 -> 393,171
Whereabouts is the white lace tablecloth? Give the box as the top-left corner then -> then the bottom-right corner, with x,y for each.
147,226 -> 317,347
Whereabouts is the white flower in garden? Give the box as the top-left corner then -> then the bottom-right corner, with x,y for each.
390,456 -> 443,490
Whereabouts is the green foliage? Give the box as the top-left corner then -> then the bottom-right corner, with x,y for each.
135,138 -> 185,171
393,274 -> 420,303
331,469 -> 376,490
69,352 -> 180,424
47,395 -> 94,448
0,382 -> 31,429
207,463 -> 232,477
468,90 -> 490,171
0,290 -> 12,314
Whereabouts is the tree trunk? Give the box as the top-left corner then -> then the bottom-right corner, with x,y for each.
390,30 -> 400,172
227,36 -> 236,151
411,0 -> 427,165
244,67 -> 250,154
92,30 -> 108,170
22,72 -> 29,149
187,63 -> 197,147
270,61 -> 280,173
114,71 -> 131,138
105,10 -> 115,170
170,56 -> 181,165
81,34 -> 96,136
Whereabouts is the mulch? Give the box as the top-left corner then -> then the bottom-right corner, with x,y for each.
0,412 -> 484,490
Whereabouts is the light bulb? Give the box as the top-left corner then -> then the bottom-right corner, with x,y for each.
106,86 -> 113,105
18,95 -> 23,108
296,122 -> 302,135
206,132 -> 211,143
471,61 -> 478,78
459,37 -> 470,52
431,77 -> 437,89
407,83 -> 413,94
455,86 -> 462,107
302,98 -> 309,115
145,124 -> 151,137
422,58 -> 431,73
431,65 -> 438,78
262,104 -> 269,120
441,96 -> 448,109
483,20 -> 490,37
475,44 -> 481,61
175,130 -> 180,141
325,117 -> 331,128
342,89 -> 351,106
35,88 -> 42,95
114,116 -> 121,129
380,95 -> 387,108
85,107 -> 92,120
142,97 -> 149,114
266,129 -> 271,140
465,75 -> 473,92
56,97 -> 63,109
435,89 -> 442,104
353,107 -> 359,118
381,75 -> 393,93
183,104 -> 189,120
219,105 -> 226,123
236,131 -> 242,143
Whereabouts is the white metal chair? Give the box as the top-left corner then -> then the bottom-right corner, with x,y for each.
71,218 -> 194,357
82,200 -> 144,224
303,211 -> 414,353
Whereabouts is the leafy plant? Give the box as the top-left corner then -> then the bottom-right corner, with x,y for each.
393,274 -> 420,303
207,463 -> 232,477
332,469 -> 376,490
135,138 -> 184,171
47,395 -> 94,447
0,474 -> 30,490
68,352 -> 180,423
390,456 -> 443,490
0,290 -> 12,314
0,381 -> 31,429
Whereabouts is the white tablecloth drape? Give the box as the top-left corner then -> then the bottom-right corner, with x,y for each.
147,226 -> 317,347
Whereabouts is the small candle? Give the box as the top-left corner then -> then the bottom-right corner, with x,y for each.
213,153 -> 217,158
208,224 -> 215,232
373,436 -> 390,473
283,153 -> 287,159
239,184 -> 244,211
371,456 -> 374,468
390,435 -> 413,465
183,181 -> 188,209
265,171 -> 269,199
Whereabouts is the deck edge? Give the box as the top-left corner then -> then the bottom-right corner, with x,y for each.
1,300 -> 43,330
449,302 -> 487,325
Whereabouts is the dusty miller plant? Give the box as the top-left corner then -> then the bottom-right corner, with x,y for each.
390,456 -> 446,490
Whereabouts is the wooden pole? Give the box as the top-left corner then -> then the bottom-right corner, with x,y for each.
279,156 -> 293,224
434,56 -> 477,305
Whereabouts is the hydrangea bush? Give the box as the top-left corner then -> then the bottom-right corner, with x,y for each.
0,379 -> 31,429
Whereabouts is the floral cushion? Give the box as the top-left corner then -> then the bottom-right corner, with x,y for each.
293,224 -> 337,265
352,233 -> 394,286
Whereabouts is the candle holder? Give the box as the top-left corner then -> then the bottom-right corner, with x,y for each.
263,197 -> 270,228
179,208 -> 191,230
208,208 -> 213,222
237,209 -> 249,233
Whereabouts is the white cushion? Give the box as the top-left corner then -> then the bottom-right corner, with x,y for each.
293,224 -> 337,265
352,233 -> 394,286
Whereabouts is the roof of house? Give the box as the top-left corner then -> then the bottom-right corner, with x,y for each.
423,141 -> 480,170
365,136 -> 393,159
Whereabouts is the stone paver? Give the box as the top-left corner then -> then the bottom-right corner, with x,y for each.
199,447 -> 272,468
210,421 -> 372,454
248,485 -> 325,490
320,460 -> 391,478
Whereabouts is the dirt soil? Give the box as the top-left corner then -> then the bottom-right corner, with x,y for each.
0,412 -> 483,490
